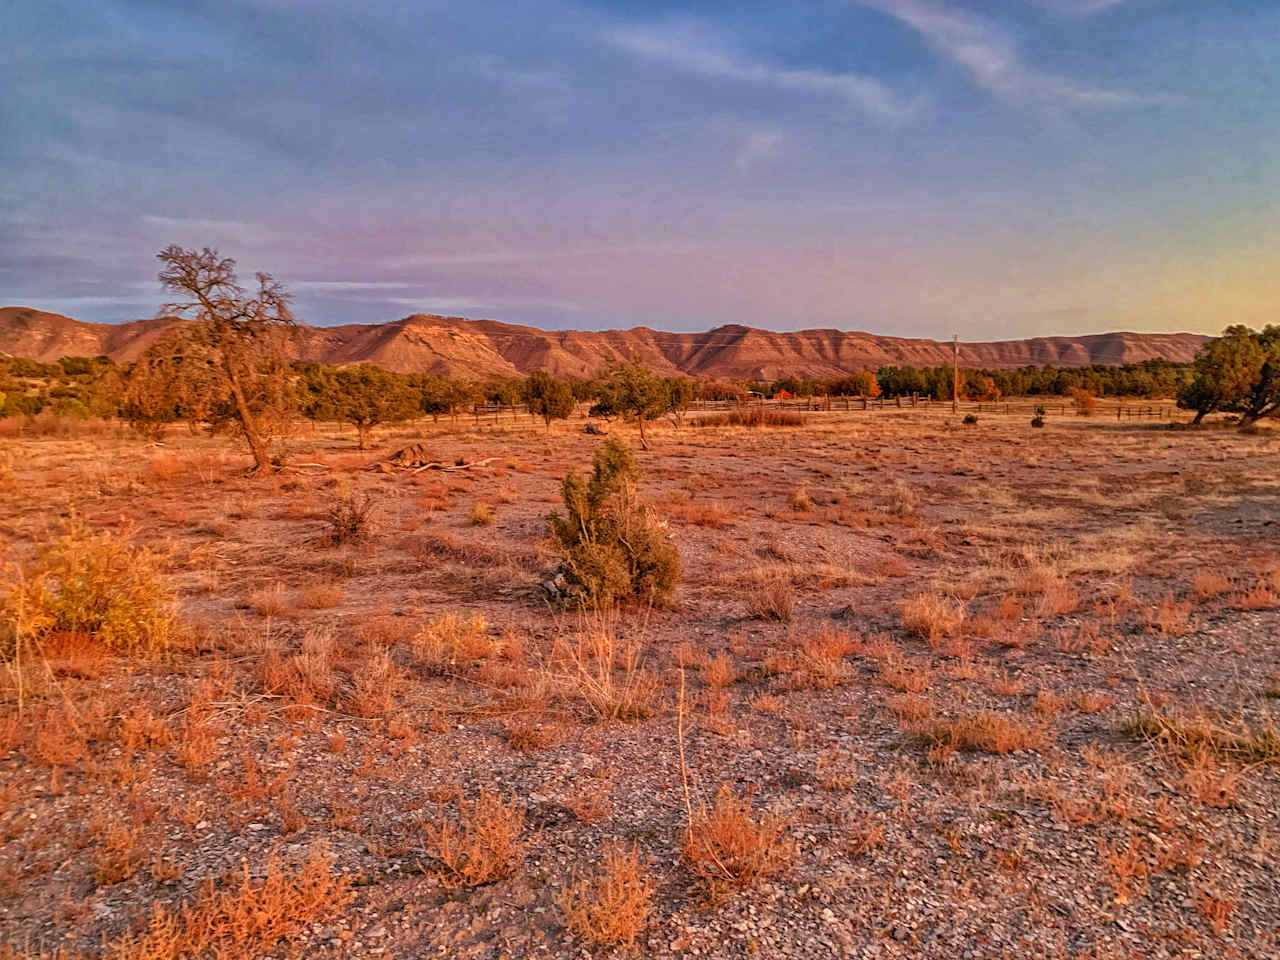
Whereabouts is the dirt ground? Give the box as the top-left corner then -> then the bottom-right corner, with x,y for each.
2,408 -> 1278,959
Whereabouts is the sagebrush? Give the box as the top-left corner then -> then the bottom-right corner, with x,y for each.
548,438 -> 680,607
3,521 -> 176,657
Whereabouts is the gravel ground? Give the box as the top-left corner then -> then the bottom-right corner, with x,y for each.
2,410 -> 1278,959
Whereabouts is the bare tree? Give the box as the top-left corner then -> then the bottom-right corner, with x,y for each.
156,246 -> 295,472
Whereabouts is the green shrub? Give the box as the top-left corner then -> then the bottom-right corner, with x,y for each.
548,439 -> 680,607
3,522 -> 176,656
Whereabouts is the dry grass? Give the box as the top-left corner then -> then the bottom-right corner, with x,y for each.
900,591 -> 965,645
788,486 -> 813,512
556,842 -> 656,948
702,651 -> 738,689
322,492 -> 376,545
793,626 -> 857,689
1230,583 -> 1280,610
745,569 -> 795,622
683,784 -> 792,899
250,582 -> 291,617
695,407 -> 805,428
469,501 -> 497,526
3,521 -> 176,659
561,621 -> 655,721
914,710 -> 1050,755
1131,710 -> 1280,765
421,790 -> 526,887
3,847 -> 353,960
412,611 -> 492,673
670,500 -> 734,527
1192,572 -> 1233,599
884,480 -> 917,517
297,582 -> 344,609
1033,578 -> 1079,618
1147,592 -> 1194,635
347,646 -> 399,717
91,818 -> 143,885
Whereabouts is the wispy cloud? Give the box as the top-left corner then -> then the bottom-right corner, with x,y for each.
140,215 -> 275,246
607,23 -> 917,122
290,281 -> 585,313
377,296 -> 585,313
1033,0 -> 1131,15
382,243 -> 698,272
291,280 -> 423,292
735,130 -> 785,171
854,0 -> 1173,108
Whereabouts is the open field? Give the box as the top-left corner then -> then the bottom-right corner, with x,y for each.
2,409 -> 1279,959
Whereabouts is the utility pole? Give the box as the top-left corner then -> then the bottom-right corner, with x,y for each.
952,334 -> 959,414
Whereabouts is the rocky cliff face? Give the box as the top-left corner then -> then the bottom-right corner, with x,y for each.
0,306 -> 1209,377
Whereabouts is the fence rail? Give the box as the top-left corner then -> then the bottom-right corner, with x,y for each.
689,395 -> 1184,419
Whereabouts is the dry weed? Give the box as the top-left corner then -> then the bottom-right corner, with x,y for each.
3,521 -> 176,659
683,784 -> 792,899
562,621 -> 655,721
556,843 -> 656,948
250,582 -> 291,618
469,501 -> 497,526
745,568 -> 795,622
421,790 -> 525,887
900,592 -> 965,645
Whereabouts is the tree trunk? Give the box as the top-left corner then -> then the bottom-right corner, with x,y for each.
357,423 -> 372,450
1192,409 -> 1208,425
225,365 -> 272,473
637,415 -> 648,450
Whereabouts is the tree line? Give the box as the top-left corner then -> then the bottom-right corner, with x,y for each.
1,352 -> 1205,440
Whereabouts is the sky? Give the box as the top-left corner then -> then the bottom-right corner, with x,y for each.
2,0 -> 1278,338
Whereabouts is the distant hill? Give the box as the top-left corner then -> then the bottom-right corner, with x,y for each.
0,306 -> 1210,378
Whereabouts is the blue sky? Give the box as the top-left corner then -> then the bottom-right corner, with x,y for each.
3,0 -> 1277,337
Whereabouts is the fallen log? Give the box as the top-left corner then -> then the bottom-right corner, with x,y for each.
410,456 -> 499,474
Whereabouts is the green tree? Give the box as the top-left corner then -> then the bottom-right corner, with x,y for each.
298,363 -> 419,449
591,360 -> 667,449
1238,326 -> 1280,426
829,372 -> 880,398
1178,325 -> 1280,426
484,376 -> 524,420
154,246 -> 296,472
443,379 -> 479,423
524,370 -> 574,431
663,376 -> 695,428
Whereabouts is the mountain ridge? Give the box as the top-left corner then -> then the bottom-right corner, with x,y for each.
0,306 -> 1210,379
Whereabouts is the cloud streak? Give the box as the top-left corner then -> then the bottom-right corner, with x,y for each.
854,0 -> 1173,108
608,23 -> 918,122
1034,0 -> 1131,15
